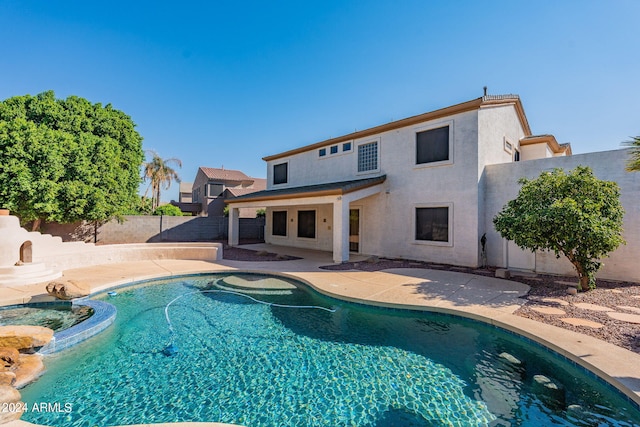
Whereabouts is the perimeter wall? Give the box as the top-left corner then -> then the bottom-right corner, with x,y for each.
483,148 -> 640,282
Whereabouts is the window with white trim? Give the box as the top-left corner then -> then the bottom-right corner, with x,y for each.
415,207 -> 449,242
357,141 -> 378,172
416,126 -> 449,164
273,163 -> 288,185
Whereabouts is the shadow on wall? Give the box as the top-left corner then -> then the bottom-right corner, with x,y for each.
41,216 -> 265,244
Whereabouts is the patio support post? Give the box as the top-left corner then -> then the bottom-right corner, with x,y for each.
228,206 -> 240,246
332,197 -> 350,263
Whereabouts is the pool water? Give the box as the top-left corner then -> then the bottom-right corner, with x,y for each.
0,303 -> 94,332
21,274 -> 640,426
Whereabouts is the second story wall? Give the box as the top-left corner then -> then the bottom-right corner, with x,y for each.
265,108 -> 482,191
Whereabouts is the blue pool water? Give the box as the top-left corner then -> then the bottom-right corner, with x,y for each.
21,274 -> 640,426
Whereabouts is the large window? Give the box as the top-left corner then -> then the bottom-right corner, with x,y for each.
207,183 -> 224,197
297,210 -> 316,239
415,207 -> 449,242
416,126 -> 449,164
358,141 -> 378,172
273,163 -> 288,185
272,211 -> 287,236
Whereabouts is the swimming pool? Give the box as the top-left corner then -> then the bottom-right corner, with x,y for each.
21,273 -> 640,426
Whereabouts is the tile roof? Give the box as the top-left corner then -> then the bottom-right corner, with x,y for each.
225,188 -> 264,197
199,167 -> 252,182
227,175 -> 386,204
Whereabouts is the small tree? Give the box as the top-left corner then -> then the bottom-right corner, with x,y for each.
153,204 -> 183,216
625,135 -> 640,172
493,166 -> 625,291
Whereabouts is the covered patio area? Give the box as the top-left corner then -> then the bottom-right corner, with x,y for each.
226,175 -> 386,263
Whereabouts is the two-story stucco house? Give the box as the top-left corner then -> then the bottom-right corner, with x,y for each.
192,167 -> 266,217
227,94 -> 578,266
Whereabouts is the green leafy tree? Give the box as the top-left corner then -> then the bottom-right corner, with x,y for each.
0,91 -> 144,229
123,195 -> 153,215
142,151 -> 181,211
493,166 -> 625,291
625,136 -> 640,171
153,204 -> 183,216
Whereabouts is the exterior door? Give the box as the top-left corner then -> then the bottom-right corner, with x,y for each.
349,209 -> 360,252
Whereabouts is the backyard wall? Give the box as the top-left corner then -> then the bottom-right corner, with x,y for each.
484,148 -> 640,282
43,216 -> 265,244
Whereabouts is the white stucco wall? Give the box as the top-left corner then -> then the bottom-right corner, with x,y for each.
484,149 -> 640,282
263,109 -> 488,266
476,104 -> 527,265
261,102 -> 574,268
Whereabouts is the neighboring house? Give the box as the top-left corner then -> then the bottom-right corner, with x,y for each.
227,94 -> 640,282
170,182 -> 200,215
179,182 -> 193,203
192,167 -> 266,217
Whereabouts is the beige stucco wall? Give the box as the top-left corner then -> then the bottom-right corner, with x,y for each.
265,204 -> 334,251
484,148 -> 640,282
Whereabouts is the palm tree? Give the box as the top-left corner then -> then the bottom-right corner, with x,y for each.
625,136 -> 640,172
142,151 -> 182,210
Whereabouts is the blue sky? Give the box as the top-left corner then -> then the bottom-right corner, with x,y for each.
1,1 -> 639,201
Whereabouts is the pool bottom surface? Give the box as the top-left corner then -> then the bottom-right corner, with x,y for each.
21,275 -> 640,427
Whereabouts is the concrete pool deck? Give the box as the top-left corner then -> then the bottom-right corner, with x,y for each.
1,245 -> 640,426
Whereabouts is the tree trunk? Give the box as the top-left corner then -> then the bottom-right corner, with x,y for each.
31,218 -> 42,232
579,275 -> 590,292
569,259 -> 590,292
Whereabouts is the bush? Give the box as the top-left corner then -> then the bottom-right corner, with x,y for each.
153,204 -> 183,216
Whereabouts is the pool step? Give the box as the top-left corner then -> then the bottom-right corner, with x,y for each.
0,262 -> 62,287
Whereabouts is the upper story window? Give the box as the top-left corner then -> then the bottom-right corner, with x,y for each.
416,126 -> 450,165
319,148 -> 327,157
358,141 -> 378,172
207,183 -> 224,197
330,145 -> 338,154
273,162 -> 288,185
342,142 -> 352,152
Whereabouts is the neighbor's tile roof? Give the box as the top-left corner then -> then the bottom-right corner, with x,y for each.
227,175 -> 386,204
199,167 -> 252,182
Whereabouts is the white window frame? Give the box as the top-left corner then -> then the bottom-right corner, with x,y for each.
503,137 -> 513,154
412,202 -> 453,247
356,139 -> 381,175
272,161 -> 289,186
319,141 -> 354,159
413,120 -> 454,169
